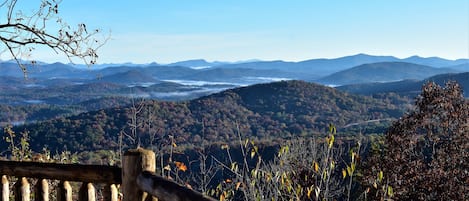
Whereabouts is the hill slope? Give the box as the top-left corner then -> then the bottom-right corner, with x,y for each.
10,80 -> 411,152
317,62 -> 459,85
337,72 -> 469,97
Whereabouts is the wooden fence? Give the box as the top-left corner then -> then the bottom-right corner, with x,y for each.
0,148 -> 215,201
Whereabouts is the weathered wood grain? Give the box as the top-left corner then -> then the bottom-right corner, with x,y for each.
137,171 -> 216,201
0,161 -> 121,184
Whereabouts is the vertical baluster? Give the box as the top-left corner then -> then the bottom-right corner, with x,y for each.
57,181 -> 72,201
14,177 -> 30,201
1,175 -> 9,201
103,184 -> 118,201
34,179 -> 48,201
79,183 -> 96,201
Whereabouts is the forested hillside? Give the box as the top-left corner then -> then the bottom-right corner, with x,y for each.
7,80 -> 412,153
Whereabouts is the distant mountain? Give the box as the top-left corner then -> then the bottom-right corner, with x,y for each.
10,80 -> 412,152
317,62 -> 460,86
2,54 -> 468,79
446,63 -> 469,72
141,65 -> 198,80
402,56 -> 469,67
216,54 -> 402,77
181,67 -> 299,82
96,69 -> 159,85
69,62 -> 159,70
0,62 -> 93,78
168,59 -> 228,68
337,72 -> 469,97
298,54 -> 401,75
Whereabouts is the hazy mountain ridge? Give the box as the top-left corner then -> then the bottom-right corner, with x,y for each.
2,53 -> 467,81
317,62 -> 460,86
1,54 -> 467,128
337,72 -> 469,97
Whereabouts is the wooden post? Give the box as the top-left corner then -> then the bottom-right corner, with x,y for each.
14,177 -> 30,201
122,148 -> 156,201
103,184 -> 119,201
57,181 -> 72,201
1,175 -> 8,201
34,179 -> 49,201
79,183 -> 96,201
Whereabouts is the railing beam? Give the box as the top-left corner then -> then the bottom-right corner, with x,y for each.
0,161 -> 121,184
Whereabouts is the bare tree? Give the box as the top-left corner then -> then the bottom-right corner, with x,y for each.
0,0 -> 107,76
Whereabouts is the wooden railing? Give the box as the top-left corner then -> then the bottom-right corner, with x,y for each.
0,148 -> 215,201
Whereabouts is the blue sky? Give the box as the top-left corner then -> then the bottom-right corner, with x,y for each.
9,0 -> 469,63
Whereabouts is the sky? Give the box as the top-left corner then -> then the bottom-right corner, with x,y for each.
3,0 -> 469,64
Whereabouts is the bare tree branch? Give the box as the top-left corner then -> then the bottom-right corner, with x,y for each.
0,0 -> 108,77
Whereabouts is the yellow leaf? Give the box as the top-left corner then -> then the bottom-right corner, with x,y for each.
314,162 -> 319,172
329,134 -> 335,148
220,192 -> 225,201
387,186 -> 394,197
235,182 -> 241,190
378,171 -> 384,182
230,162 -> 237,171
342,169 -> 347,178
250,149 -> 256,158
307,186 -> 313,198
347,166 -> 352,175
172,142 -> 177,147
163,164 -> 171,171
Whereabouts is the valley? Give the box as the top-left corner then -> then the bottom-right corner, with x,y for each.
1,53 -> 468,153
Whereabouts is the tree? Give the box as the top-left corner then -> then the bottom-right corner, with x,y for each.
365,81 -> 469,200
0,0 -> 106,76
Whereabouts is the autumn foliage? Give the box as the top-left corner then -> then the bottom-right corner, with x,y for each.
365,81 -> 469,200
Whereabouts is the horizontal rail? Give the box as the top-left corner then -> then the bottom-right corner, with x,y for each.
0,160 -> 121,184
137,171 -> 216,201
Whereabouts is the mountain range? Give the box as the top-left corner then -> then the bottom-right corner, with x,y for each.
1,54 -> 468,128
318,62 -> 460,85
7,80 -> 412,153
338,72 -> 469,97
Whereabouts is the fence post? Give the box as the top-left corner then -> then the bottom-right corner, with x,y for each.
34,179 -> 49,201
57,181 -> 72,201
103,184 -> 119,201
14,177 -> 30,201
79,183 -> 96,201
122,148 -> 156,201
